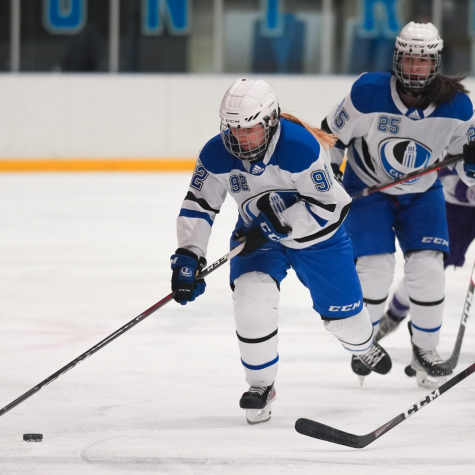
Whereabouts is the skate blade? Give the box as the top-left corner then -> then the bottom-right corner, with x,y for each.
246,405 -> 272,425
415,370 -> 448,389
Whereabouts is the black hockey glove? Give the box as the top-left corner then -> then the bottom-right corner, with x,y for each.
233,194 -> 292,257
463,141 -> 475,178
170,248 -> 207,305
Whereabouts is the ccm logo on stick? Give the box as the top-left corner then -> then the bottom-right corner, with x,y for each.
328,301 -> 362,312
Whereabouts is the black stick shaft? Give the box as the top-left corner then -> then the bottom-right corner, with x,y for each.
296,361 -> 475,448
371,361 -> 475,442
448,260 -> 475,368
351,155 -> 463,200
0,242 -> 245,419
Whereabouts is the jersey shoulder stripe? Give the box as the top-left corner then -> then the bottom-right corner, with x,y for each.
350,72 -> 401,116
427,91 -> 473,121
275,119 -> 322,174
199,134 -> 245,175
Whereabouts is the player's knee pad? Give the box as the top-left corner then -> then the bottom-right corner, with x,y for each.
404,251 -> 445,302
356,254 -> 395,325
356,254 -> 395,299
324,307 -> 373,353
233,272 -> 279,339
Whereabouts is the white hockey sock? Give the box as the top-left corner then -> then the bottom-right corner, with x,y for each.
356,254 -> 395,334
233,272 -> 279,387
324,307 -> 374,354
405,251 -> 445,350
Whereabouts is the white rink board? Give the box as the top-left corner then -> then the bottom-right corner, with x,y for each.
0,173 -> 474,474
2,74 -> 475,159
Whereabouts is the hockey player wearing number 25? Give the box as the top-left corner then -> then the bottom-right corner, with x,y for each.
170,78 -> 392,425
322,22 -> 475,388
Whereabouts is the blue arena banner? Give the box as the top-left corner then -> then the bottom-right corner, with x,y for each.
261,0 -> 284,37
359,0 -> 401,38
43,0 -> 86,34
142,0 -> 190,36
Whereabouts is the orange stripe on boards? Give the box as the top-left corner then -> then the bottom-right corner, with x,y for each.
0,159 -> 196,172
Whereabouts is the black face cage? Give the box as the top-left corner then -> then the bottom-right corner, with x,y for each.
393,50 -> 441,90
220,111 -> 279,161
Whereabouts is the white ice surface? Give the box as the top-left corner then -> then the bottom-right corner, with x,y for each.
0,173 -> 474,475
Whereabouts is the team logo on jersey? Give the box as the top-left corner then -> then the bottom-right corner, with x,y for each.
379,138 -> 432,184
241,191 -> 299,224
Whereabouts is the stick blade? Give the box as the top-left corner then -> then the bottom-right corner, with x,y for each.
295,418 -> 370,449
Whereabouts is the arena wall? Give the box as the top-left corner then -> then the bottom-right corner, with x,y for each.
1,74 -> 474,171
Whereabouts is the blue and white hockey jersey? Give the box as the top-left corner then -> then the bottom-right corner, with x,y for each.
326,72 -> 475,194
177,118 -> 351,259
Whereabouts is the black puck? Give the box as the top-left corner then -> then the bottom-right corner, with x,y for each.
23,434 -> 43,442
404,365 -> 416,377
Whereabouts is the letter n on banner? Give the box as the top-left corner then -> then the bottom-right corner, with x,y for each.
142,0 -> 190,36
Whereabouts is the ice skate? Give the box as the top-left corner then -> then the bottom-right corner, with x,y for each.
411,343 -> 453,388
239,383 -> 276,425
408,322 -> 452,388
351,342 -> 392,386
351,355 -> 372,386
375,310 -> 404,342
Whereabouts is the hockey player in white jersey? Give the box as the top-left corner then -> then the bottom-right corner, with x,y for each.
170,78 -> 392,425
322,22 -> 475,388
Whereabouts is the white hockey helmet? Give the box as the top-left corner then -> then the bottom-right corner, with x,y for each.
219,78 -> 279,161
393,22 -> 443,91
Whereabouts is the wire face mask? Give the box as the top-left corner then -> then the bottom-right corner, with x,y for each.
393,51 -> 440,91
220,117 -> 277,162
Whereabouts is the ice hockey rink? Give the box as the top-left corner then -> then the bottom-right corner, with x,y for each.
0,172 -> 474,475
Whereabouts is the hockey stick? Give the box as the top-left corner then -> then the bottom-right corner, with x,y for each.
0,242 -> 245,419
295,361 -> 475,448
350,154 -> 463,200
447,259 -> 475,369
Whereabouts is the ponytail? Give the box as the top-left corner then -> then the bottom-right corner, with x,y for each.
280,113 -> 337,150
